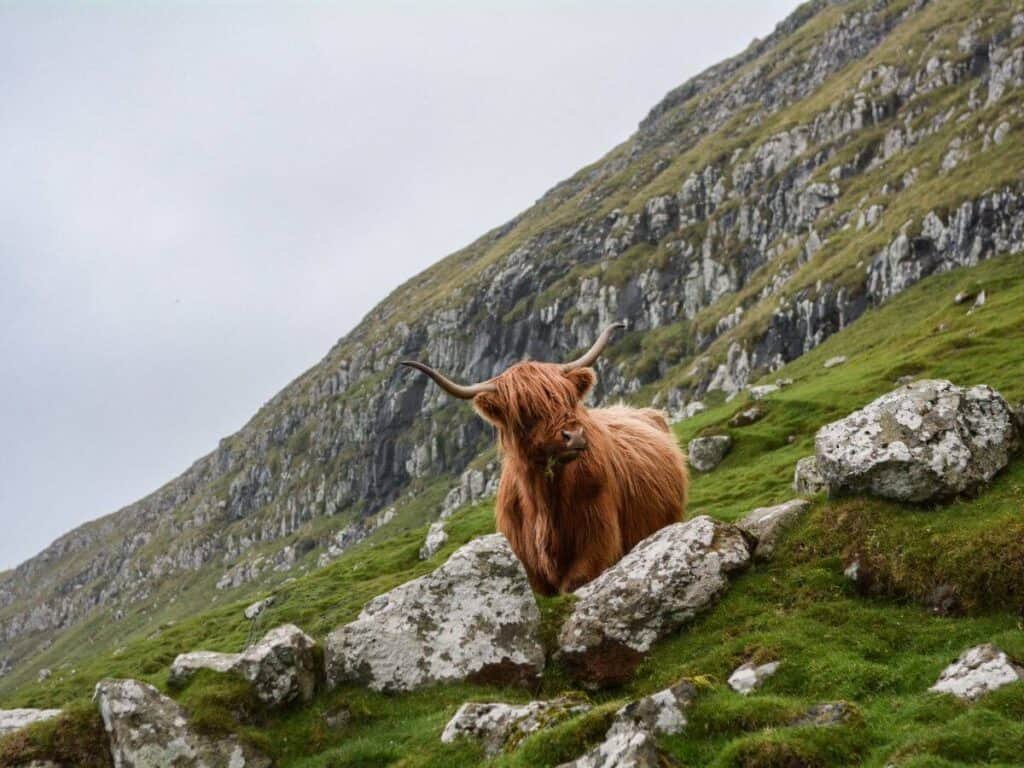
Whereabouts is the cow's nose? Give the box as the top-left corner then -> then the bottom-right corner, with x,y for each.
561,429 -> 588,451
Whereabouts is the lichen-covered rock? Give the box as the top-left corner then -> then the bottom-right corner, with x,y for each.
419,521 -> 448,560
235,624 -> 318,706
93,678 -> 271,768
557,721 -> 676,768
929,644 -> 1024,701
728,661 -> 780,694
0,708 -> 61,736
793,456 -> 828,495
687,435 -> 732,472
793,701 -> 858,727
558,517 -> 752,686
441,697 -> 590,756
169,624 -> 318,706
612,680 -> 696,736
815,380 -> 1019,501
326,534 -> 544,692
738,499 -> 810,559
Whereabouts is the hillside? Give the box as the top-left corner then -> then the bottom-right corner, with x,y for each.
2,1 -> 1024,759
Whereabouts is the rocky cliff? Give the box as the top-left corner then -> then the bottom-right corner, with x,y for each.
3,0 -> 1024,690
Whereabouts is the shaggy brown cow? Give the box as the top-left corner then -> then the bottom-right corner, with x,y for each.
401,322 -> 688,595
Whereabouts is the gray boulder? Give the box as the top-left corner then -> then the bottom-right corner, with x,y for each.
815,380 -> 1018,501
738,499 -> 811,559
728,661 -> 780,694
793,456 -> 828,494
0,708 -> 62,736
729,405 -> 765,427
418,521 -> 448,560
929,644 -> 1024,701
325,534 -> 544,692
687,435 -> 732,472
244,597 -> 274,620
558,516 -> 752,686
441,697 -> 590,756
610,680 -> 696,736
169,623 -> 318,706
94,678 -> 271,768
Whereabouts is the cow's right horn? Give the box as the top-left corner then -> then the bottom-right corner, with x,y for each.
561,321 -> 627,371
400,360 -> 497,399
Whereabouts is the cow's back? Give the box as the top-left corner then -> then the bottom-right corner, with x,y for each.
590,405 -> 688,552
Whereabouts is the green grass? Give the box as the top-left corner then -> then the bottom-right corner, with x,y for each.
3,254 -> 1023,768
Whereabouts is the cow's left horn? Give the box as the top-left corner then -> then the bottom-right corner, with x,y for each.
561,321 -> 627,372
400,360 -> 497,399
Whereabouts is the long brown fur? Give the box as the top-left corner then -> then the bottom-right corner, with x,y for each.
471,361 -> 688,595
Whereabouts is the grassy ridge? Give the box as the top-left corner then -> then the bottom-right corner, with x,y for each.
3,254 -> 1023,767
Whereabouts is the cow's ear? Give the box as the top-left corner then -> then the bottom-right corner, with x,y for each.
473,392 -> 506,426
565,367 -> 596,398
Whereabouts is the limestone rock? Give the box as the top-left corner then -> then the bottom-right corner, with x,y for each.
93,678 -> 271,768
728,661 -> 780,694
749,384 -> 780,400
823,355 -> 847,368
738,499 -> 811,559
441,697 -> 590,756
687,435 -> 732,472
169,624 -> 318,706
244,597 -> 274,620
0,708 -> 62,736
325,534 -> 544,692
418,521 -> 448,560
929,644 -> 1024,701
558,517 -> 752,686
815,380 -> 1019,501
793,456 -> 828,495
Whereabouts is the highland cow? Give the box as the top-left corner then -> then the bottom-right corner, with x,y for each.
402,322 -> 688,594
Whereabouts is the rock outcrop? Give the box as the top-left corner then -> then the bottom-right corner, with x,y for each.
687,435 -> 732,472
441,697 -> 590,756
418,521 -> 448,560
813,380 -> 1018,501
325,534 -> 544,692
558,517 -> 752,686
169,624 -> 318,707
738,499 -> 811,559
94,678 -> 271,768
929,644 -> 1024,701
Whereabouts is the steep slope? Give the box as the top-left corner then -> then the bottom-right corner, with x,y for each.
3,0 -> 1024,696
4,252 -> 1022,768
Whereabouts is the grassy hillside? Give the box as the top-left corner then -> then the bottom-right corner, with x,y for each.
4,254 -> 1022,767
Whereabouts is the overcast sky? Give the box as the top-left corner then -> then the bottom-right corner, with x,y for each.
0,0 -> 799,570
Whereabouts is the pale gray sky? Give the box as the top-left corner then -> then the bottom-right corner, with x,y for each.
0,0 -> 799,570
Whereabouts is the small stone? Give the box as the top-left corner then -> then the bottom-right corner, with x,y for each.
954,290 -> 976,305
930,644 -> 1024,701
323,706 -> 351,730
244,597 -> 275,621
994,121 -> 1011,145
612,680 -> 697,736
687,435 -> 732,472
737,499 -> 811,560
728,661 -> 780,695
823,355 -> 848,368
749,384 -> 780,400
794,701 -> 858,727
729,405 -> 765,427
441,697 -> 590,756
418,521 -> 448,560
37,668 -> 51,683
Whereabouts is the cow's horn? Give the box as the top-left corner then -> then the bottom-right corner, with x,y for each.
561,321 -> 627,372
400,360 -> 497,399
